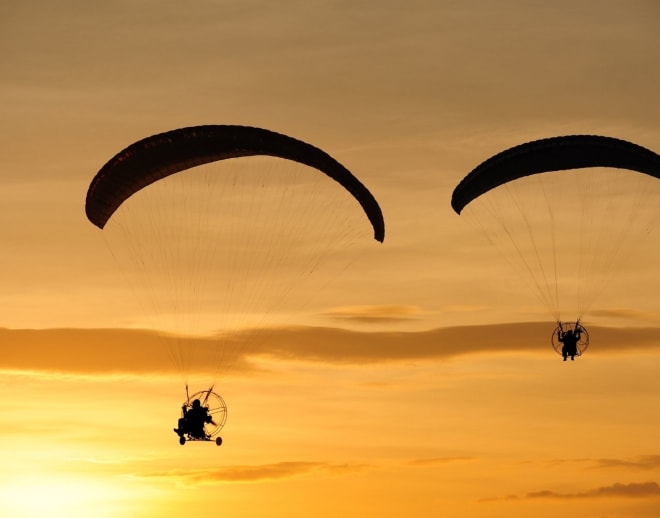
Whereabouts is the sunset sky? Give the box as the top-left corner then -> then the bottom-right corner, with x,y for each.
2,1 -> 660,517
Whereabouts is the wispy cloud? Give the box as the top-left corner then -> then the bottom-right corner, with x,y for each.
480,481 -> 660,502
136,461 -> 369,485
136,456 -> 474,485
526,454 -> 660,471
591,455 -> 660,471
406,456 -> 475,467
589,308 -> 660,323
0,327 -> 253,377
3,321 -> 660,375
322,304 -> 425,323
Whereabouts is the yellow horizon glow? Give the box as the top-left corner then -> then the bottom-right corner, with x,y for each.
2,1 -> 660,517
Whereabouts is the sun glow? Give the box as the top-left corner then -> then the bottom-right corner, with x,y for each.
0,474 -> 133,518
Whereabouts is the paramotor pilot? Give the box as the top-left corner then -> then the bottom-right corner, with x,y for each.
558,324 -> 582,361
174,399 -> 216,440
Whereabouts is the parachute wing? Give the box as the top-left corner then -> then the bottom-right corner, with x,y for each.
85,125 -> 385,242
451,135 -> 660,214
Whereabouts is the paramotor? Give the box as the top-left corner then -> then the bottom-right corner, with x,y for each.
452,135 -> 660,355
86,125 -> 385,440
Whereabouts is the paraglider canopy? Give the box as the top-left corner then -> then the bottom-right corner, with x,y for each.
86,125 -> 385,243
452,135 -> 660,214
85,124 -> 385,392
451,134 -> 660,326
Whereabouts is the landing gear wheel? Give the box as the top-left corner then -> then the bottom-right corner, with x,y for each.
216,437 -> 222,446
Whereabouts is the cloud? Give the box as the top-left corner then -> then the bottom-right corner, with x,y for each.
406,456 -> 475,467
480,481 -> 660,502
525,454 -> 660,472
242,322 -> 660,363
136,457 -> 474,485
589,308 -> 660,323
0,327 -> 253,377
592,455 -> 660,471
136,461 -> 368,485
2,321 -> 660,376
322,304 -> 425,323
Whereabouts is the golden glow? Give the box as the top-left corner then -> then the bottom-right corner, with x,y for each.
0,475 -> 129,518
1,1 -> 660,517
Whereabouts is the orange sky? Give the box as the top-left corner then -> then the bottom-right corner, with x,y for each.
2,1 -> 660,517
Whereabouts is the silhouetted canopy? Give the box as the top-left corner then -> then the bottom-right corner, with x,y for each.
86,125 -> 385,242
451,135 -> 660,214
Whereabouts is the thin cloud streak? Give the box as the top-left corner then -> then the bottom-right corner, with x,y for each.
322,304 -> 425,323
2,322 -> 660,375
590,308 -> 660,323
527,454 -> 660,471
480,481 -> 660,502
406,456 -> 475,467
136,455 -> 467,486
592,455 -> 660,471
136,461 -> 369,485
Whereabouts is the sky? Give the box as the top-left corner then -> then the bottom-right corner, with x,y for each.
2,1 -> 660,516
